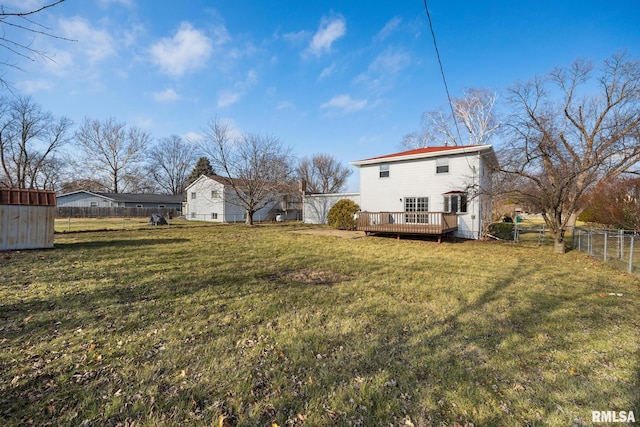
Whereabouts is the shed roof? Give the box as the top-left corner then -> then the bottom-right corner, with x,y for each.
0,188 -> 57,206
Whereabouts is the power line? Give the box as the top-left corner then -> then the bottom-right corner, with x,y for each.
423,0 -> 463,146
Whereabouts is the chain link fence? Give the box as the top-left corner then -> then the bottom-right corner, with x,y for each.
572,228 -> 639,275
490,219 -> 639,275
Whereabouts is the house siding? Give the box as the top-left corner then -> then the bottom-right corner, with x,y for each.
186,177 -> 227,222
357,149 -> 491,239
184,175 -> 280,223
57,192 -> 114,208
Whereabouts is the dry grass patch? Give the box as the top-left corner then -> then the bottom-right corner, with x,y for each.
267,268 -> 353,285
0,223 -> 638,426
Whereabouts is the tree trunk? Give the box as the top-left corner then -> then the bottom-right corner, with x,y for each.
245,209 -> 254,226
553,228 -> 566,254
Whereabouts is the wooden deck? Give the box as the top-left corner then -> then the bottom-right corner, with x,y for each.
356,211 -> 458,242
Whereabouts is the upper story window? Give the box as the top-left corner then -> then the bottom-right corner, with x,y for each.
379,163 -> 390,178
436,157 -> 449,174
191,192 -> 196,200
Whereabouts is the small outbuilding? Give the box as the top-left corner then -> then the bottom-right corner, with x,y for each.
0,188 -> 56,250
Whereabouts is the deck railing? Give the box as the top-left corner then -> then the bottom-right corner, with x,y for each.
356,211 -> 458,236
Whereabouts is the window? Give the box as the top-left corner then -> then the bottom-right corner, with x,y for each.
436,157 -> 449,174
444,193 -> 468,214
136,204 -> 143,208
90,201 -> 98,207
211,190 -> 218,199
405,196 -> 429,223
158,205 -> 165,208
191,192 -> 196,200
211,213 -> 218,220
379,163 -> 389,178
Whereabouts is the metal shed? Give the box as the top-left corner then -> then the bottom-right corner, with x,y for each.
0,188 -> 56,250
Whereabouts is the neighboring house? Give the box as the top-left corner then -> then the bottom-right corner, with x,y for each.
184,174 -> 300,223
302,193 -> 361,224
350,145 -> 498,240
56,190 -> 184,211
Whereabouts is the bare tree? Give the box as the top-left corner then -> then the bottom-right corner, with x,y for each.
200,118 -> 294,226
74,117 -> 151,193
0,1 -> 71,88
500,53 -> 640,253
147,135 -> 197,195
297,153 -> 352,194
401,88 -> 500,149
0,96 -> 72,189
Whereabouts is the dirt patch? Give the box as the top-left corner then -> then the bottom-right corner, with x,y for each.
267,268 -> 352,285
291,228 -> 366,239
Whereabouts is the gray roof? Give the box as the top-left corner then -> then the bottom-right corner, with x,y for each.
57,190 -> 184,204
95,193 -> 184,204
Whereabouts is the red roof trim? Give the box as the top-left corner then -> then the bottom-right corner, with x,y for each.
359,145 -> 479,162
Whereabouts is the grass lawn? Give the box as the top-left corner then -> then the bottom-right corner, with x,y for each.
54,217 -> 207,233
1,223 -> 638,426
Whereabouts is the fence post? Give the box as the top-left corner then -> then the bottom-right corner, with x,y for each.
629,235 -> 634,274
603,230 -> 608,262
588,231 -> 593,256
577,229 -> 582,251
619,230 -> 625,259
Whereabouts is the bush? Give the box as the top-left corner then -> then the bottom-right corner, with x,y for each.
327,199 -> 360,230
488,222 -> 515,240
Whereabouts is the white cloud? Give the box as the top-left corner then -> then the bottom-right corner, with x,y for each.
150,22 -> 220,77
319,63 -> 336,80
217,91 -> 242,108
277,101 -> 295,110
375,17 -> 402,42
321,94 -> 367,114
305,16 -> 346,57
183,131 -> 204,144
369,50 -> 411,75
152,88 -> 181,103
42,48 -> 74,75
0,0 -> 42,10
356,49 -> 412,93
16,79 -> 54,94
216,70 -> 258,108
282,30 -> 310,45
58,16 -> 116,64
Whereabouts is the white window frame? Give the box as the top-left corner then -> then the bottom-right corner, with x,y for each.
436,157 -> 449,174
404,196 -> 429,223
191,192 -> 196,200
379,163 -> 390,178
444,193 -> 468,214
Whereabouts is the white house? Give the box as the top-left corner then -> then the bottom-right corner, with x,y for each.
350,145 -> 498,239
184,174 -> 298,223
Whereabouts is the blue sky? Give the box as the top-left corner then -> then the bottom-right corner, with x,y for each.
2,0 -> 639,191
